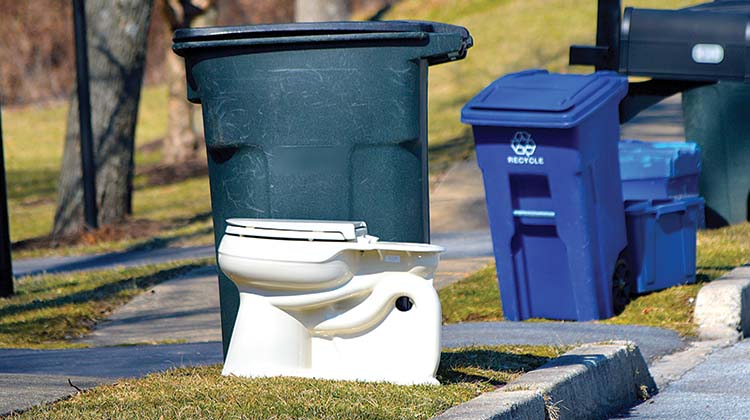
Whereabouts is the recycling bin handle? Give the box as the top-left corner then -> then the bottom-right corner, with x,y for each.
512,210 -> 556,219
655,201 -> 688,218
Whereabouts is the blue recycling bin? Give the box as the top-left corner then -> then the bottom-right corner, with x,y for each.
462,70 -> 629,321
625,197 -> 704,294
619,140 -> 701,201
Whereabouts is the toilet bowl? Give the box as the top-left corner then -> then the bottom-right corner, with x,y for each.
217,218 -> 444,385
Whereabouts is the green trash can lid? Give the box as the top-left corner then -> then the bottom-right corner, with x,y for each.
174,20 -> 466,42
173,20 -> 472,65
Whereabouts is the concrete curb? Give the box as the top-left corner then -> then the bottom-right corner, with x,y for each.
694,266 -> 750,341
433,341 -> 655,420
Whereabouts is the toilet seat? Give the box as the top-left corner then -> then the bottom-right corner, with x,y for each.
225,219 -> 369,242
221,219 -> 444,261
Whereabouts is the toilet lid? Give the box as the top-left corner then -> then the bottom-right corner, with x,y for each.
225,219 -> 368,242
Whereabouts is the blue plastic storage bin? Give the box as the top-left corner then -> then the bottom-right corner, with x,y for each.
625,197 -> 704,294
619,140 -> 701,200
461,70 -> 629,321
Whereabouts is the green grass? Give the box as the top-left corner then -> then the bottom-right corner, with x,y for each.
439,224 -> 750,336
5,85 -> 214,259
441,265 -> 502,324
8,345 -> 567,420
0,260 -> 210,349
4,86 -> 163,242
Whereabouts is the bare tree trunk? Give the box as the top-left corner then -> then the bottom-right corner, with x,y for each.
295,0 -> 350,21
162,0 -> 217,164
52,0 -> 153,237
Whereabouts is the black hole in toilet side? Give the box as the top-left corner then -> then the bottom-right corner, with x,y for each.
395,296 -> 413,312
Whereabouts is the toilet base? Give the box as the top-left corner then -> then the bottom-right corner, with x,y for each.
222,276 -> 442,386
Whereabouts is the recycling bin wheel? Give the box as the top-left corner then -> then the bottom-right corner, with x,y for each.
612,250 -> 632,315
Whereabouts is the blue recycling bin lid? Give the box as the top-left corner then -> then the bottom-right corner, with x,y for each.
461,69 -> 628,128
619,140 -> 701,180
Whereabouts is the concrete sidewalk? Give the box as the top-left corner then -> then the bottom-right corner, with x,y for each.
620,94 -> 685,142
613,339 -> 750,419
430,158 -> 488,233
78,266 -> 223,346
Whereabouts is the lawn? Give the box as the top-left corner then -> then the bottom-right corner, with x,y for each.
7,345 -> 567,420
5,85 -> 214,259
0,259 -> 210,349
5,0 -> 703,258
439,223 -> 750,336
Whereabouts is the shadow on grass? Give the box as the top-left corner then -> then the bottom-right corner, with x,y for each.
6,167 -> 58,202
174,211 -> 213,226
1,264 -> 202,320
12,211 -> 214,257
695,273 -> 712,283
437,348 -> 553,386
124,212 -> 213,253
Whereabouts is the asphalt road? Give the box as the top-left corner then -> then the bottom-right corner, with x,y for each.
443,321 -> 685,362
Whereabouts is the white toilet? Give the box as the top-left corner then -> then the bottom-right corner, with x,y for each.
217,218 -> 444,385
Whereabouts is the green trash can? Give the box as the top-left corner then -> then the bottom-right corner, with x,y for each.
683,82 -> 750,228
173,21 -> 472,355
